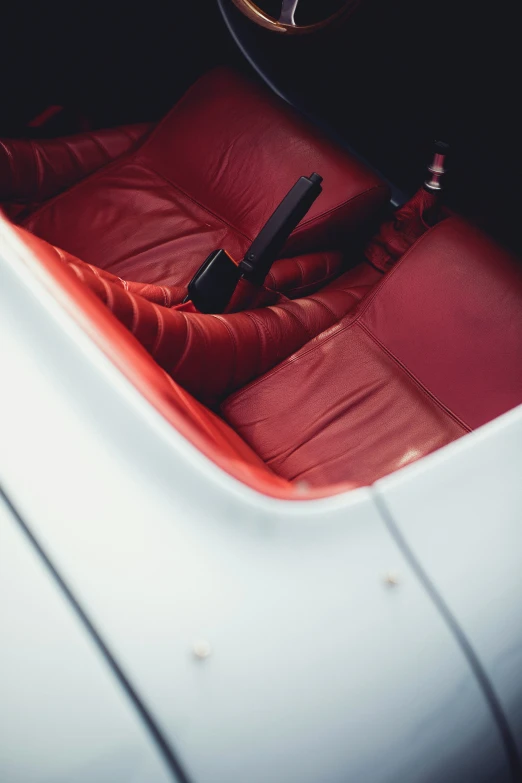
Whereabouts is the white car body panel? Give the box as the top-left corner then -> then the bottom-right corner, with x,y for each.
0,496 -> 177,783
377,405 -> 522,763
0,219 -> 520,780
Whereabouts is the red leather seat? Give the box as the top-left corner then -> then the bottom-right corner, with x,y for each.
222,217 -> 522,487
5,214 -> 521,496
0,68 -> 389,299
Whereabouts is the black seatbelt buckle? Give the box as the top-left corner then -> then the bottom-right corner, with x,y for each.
186,249 -> 241,314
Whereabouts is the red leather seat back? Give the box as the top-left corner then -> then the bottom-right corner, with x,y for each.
133,68 -> 389,255
0,124 -> 152,206
20,69 -> 389,290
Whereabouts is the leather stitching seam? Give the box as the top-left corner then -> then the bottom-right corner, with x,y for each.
136,161 -> 253,243
356,321 -> 472,432
353,219 -> 453,319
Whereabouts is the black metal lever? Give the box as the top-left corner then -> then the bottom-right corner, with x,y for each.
238,172 -> 323,285
187,172 -> 323,313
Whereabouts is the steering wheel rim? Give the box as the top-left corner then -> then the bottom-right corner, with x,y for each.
229,0 -> 362,34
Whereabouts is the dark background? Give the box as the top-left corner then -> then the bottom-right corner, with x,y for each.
1,0 -> 521,253
226,0 -> 522,253
0,1 -> 244,133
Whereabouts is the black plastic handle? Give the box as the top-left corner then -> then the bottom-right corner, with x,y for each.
238,173 -> 323,285
185,172 -> 323,313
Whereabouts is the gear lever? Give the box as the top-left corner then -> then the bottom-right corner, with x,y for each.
424,140 -> 449,193
365,140 -> 449,270
423,140 -> 449,226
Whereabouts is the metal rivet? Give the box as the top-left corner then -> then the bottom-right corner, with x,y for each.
192,639 -> 212,660
384,571 -> 400,587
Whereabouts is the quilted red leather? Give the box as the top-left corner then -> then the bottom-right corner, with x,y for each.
0,124 -> 152,205
18,68 -> 389,297
1,218 -> 287,495
4,217 -> 370,498
222,217 -> 522,487
12,226 -> 374,407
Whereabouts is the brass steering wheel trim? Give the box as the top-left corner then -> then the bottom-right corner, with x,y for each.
230,0 -> 360,34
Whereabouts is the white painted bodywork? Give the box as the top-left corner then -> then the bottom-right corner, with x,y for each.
0,227 -> 520,781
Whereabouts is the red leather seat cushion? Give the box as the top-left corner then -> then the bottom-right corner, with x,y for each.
222,218 -> 522,487
222,310 -> 467,487
20,68 -> 389,293
361,217 -> 522,428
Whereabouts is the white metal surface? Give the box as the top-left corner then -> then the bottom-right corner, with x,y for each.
0,495 -> 176,783
0,220 -> 516,780
377,404 -> 522,766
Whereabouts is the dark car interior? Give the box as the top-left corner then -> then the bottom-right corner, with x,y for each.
1,0 -> 522,497
4,0 -> 522,249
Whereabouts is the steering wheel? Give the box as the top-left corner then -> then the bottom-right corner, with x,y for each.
230,0 -> 361,34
